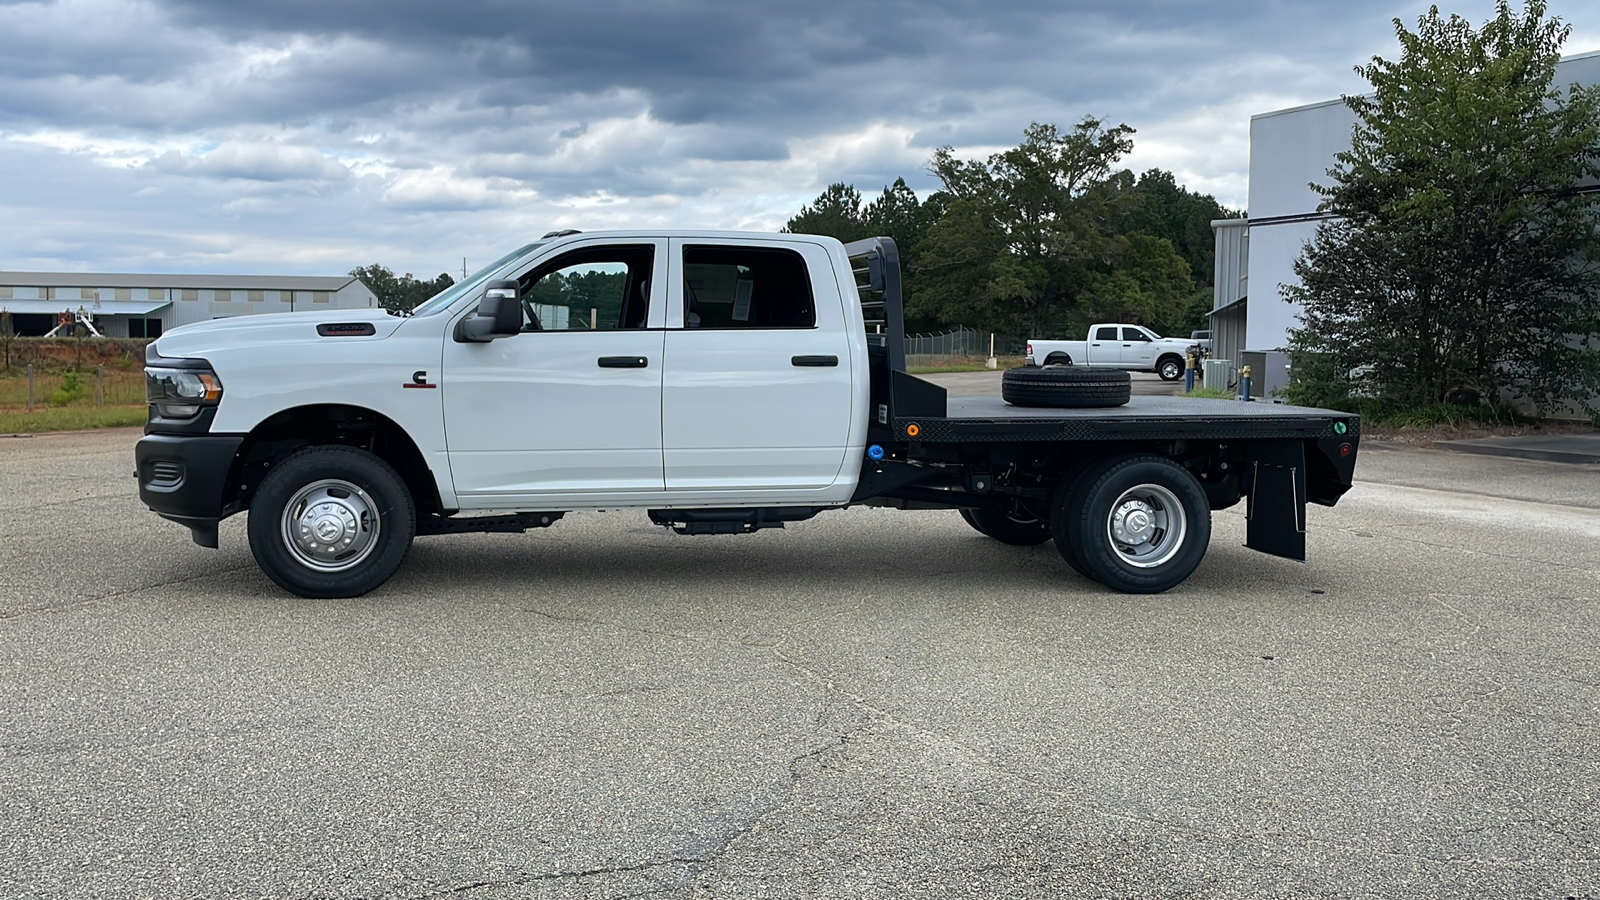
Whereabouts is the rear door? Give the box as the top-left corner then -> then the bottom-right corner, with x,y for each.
1089,325 -> 1119,365
660,238 -> 854,491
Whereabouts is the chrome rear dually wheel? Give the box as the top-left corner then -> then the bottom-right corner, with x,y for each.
1052,455 -> 1210,593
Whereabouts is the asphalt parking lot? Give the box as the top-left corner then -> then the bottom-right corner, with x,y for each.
2,412 -> 1598,898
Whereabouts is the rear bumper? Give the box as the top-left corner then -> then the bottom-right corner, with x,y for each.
135,433 -> 246,547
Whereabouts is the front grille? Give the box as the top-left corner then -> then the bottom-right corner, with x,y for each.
148,460 -> 184,487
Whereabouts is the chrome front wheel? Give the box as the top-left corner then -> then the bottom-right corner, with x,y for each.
248,446 -> 415,598
280,479 -> 382,572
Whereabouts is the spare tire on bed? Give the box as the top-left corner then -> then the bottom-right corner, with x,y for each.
1001,365 -> 1132,408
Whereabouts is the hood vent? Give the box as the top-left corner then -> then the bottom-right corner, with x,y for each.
317,322 -> 377,337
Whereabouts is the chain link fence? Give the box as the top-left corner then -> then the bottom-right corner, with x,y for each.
903,327 -> 1028,367
905,327 -> 982,367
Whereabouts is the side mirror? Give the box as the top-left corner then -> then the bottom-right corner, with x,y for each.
455,280 -> 523,342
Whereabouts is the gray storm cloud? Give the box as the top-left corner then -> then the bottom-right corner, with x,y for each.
1,0 -> 1596,273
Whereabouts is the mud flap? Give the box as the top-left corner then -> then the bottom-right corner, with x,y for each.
1245,440 -> 1307,561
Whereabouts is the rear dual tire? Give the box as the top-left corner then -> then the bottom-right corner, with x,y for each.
959,507 -> 1052,546
1051,455 -> 1210,593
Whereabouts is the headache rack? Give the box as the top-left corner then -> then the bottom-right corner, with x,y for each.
842,237 -> 948,442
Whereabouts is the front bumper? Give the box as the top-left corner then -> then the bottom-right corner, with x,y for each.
136,433 -> 246,547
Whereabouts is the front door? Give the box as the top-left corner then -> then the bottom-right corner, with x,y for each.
442,241 -> 667,503
661,238 -> 854,492
1121,326 -> 1155,369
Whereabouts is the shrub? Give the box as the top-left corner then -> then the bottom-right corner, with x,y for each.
48,370 -> 90,406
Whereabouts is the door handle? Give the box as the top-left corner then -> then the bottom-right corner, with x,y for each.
598,356 -> 648,368
791,355 -> 839,367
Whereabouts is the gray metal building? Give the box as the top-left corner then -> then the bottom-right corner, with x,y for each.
0,272 -> 377,337
1212,48 -> 1600,396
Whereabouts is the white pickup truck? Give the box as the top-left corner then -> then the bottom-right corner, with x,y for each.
137,231 -> 1359,598
1026,324 -> 1198,381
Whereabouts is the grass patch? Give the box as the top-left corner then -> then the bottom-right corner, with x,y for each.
908,355 -> 1024,374
1179,387 -> 1235,400
0,367 -> 146,407
0,405 -> 147,434
1356,402 -> 1529,429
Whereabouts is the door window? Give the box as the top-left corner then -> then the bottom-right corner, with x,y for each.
1122,327 -> 1152,342
1094,326 -> 1118,340
517,245 -> 654,332
682,245 -> 814,329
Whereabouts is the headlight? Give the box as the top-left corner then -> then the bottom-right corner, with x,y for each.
145,366 -> 223,419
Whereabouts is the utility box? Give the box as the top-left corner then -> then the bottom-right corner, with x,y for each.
1239,351 -> 1291,401
1202,359 -> 1232,392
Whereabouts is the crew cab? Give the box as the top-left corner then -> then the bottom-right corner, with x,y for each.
136,231 -> 1359,599
1025,324 -> 1198,381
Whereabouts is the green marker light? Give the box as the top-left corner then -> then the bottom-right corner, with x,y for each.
1334,422 -> 1348,435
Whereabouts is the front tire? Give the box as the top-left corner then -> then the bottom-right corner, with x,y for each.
958,507 -> 1052,546
1051,455 -> 1210,593
1156,355 -> 1184,381
248,446 -> 416,598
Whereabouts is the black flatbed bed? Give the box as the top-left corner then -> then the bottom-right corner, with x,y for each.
892,395 -> 1358,443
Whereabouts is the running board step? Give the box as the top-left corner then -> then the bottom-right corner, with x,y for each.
417,511 -> 565,535
648,507 -> 821,535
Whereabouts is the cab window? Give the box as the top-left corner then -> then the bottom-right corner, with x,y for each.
1095,326 -> 1118,341
517,245 -> 653,331
682,245 -> 815,329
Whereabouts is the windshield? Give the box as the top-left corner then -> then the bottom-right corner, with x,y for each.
409,241 -> 548,316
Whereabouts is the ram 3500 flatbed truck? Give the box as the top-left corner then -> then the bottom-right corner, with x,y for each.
136,231 -> 1358,598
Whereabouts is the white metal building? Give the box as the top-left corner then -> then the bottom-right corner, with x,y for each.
1214,48 -> 1600,370
0,272 -> 378,337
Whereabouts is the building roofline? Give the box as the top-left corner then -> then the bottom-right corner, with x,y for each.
1252,48 -> 1600,122
0,272 -> 359,291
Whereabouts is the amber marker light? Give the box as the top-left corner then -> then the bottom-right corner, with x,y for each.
906,423 -> 921,437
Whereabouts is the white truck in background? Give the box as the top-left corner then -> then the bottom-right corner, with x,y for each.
1025,324 -> 1198,381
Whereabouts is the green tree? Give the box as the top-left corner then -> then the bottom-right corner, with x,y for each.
350,265 -> 456,312
1078,234 -> 1195,328
783,183 -> 870,243
861,178 -> 936,256
911,119 -> 1194,338
1285,1 -> 1600,412
783,178 -> 937,255
1107,168 -> 1244,335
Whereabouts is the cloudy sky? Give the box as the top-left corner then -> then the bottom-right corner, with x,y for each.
4,0 -> 1600,278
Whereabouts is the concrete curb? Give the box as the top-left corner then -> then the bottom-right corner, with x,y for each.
1436,435 -> 1600,465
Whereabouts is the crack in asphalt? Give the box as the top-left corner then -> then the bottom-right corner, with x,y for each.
0,563 -> 257,620
400,859 -> 691,898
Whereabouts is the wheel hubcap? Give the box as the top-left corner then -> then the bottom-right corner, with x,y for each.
1105,483 -> 1187,568
280,479 -> 381,572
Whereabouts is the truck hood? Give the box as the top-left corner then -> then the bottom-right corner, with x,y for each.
151,308 -> 406,359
